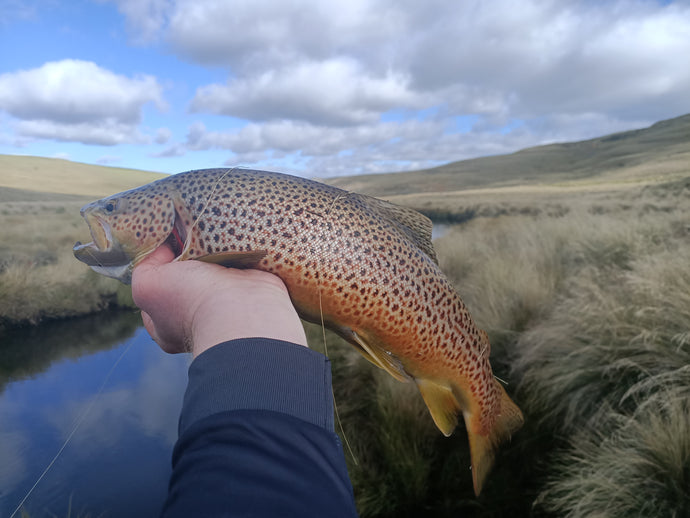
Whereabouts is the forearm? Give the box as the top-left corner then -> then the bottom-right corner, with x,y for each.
160,339 -> 358,518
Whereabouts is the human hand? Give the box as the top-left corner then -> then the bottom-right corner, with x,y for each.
131,245 -> 308,358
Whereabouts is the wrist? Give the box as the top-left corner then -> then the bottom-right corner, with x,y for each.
189,276 -> 308,357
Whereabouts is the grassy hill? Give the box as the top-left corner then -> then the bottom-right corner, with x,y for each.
327,113 -> 690,196
0,154 -> 166,199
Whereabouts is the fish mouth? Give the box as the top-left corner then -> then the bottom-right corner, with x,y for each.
73,213 -> 130,267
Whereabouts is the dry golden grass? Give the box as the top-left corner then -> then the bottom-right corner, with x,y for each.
0,153 -> 163,327
0,154 -> 165,197
0,198 -> 132,327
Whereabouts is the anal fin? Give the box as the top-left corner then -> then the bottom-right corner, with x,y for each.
415,378 -> 461,437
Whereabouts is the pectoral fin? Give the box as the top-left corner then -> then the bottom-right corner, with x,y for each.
196,250 -> 268,269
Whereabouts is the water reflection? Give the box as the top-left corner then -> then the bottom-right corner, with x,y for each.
432,223 -> 452,240
0,312 -> 190,517
0,311 -> 141,392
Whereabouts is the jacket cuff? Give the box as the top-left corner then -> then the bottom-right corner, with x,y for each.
179,338 -> 334,435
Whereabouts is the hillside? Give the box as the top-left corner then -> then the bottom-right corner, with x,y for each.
327,113 -> 690,196
0,154 -> 166,199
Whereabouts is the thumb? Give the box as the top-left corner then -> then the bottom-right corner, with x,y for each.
136,243 -> 176,271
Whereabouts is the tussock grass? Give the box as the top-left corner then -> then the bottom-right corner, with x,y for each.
515,246 -> 690,434
304,177 -> 690,517
0,198 -> 133,328
512,233 -> 690,517
538,394 -> 690,518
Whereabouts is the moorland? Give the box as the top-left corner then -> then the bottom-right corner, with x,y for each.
1,114 -> 688,517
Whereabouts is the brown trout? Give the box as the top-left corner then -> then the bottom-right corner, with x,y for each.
73,168 -> 523,494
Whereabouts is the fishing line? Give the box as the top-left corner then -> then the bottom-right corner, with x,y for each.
10,338 -> 136,518
316,191 -> 358,466
494,375 -> 509,386
182,168 -> 236,255
317,287 -> 358,466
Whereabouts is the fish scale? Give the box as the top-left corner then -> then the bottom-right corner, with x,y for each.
73,167 -> 523,495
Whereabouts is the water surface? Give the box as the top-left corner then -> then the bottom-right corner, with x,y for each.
0,312 -> 190,517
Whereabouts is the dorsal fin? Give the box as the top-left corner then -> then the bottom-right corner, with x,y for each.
353,193 -> 438,264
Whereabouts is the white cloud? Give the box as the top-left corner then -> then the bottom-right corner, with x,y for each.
151,143 -> 186,158
182,118 -> 550,176
96,155 -> 122,165
185,119 -> 442,158
112,0 -> 690,175
190,58 -> 424,125
15,119 -> 151,146
0,60 -> 166,146
98,0 -> 172,43
0,0 -> 37,25
165,0 -> 402,71
155,127 -> 172,144
0,60 -> 165,123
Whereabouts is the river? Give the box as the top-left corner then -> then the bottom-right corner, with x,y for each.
0,312 -> 190,517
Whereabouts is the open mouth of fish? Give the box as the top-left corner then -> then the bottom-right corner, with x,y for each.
73,214 -> 131,267
73,209 -> 189,269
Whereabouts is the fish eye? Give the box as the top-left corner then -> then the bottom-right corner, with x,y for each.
105,202 -> 115,212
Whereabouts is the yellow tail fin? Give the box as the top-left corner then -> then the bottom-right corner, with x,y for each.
417,377 -> 523,495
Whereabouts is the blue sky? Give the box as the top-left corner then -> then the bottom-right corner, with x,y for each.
1,0 -> 689,178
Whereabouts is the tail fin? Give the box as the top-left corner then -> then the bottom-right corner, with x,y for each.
464,380 -> 523,495
416,377 -> 524,495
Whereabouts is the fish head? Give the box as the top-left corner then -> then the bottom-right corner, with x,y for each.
73,183 -> 182,284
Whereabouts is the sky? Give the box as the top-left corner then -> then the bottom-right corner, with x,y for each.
1,0 -> 689,178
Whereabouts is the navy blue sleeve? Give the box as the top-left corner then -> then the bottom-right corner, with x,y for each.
160,338 -> 359,518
